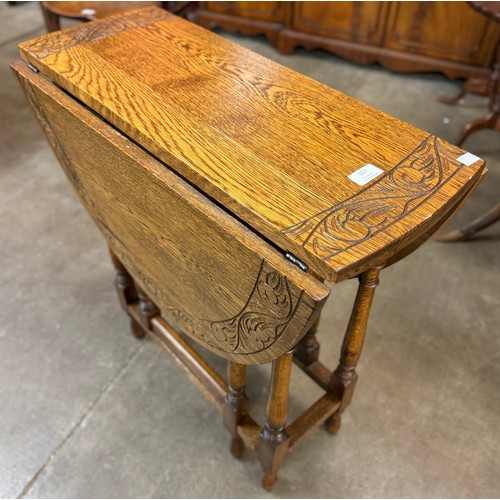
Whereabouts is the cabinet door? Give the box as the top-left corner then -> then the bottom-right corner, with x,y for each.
205,2 -> 286,22
384,1 -> 500,67
292,1 -> 389,45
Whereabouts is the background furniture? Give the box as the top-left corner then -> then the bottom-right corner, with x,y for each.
196,1 -> 500,81
451,2 -> 500,147
14,7 -> 486,490
437,1 -> 500,242
40,1 -> 194,32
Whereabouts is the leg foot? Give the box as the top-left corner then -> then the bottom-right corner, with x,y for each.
455,111 -> 498,146
261,473 -> 277,491
325,413 -> 341,434
130,317 -> 146,339
229,435 -> 245,459
438,86 -> 467,105
435,202 -> 500,242
438,76 -> 488,105
277,31 -> 296,55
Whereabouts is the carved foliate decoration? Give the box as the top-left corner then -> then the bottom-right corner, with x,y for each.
104,239 -> 304,358
207,261 -> 302,355
282,135 -> 467,261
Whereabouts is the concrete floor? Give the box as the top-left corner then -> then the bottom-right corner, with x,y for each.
1,2 -> 499,498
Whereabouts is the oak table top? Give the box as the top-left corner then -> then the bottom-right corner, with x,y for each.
19,6 -> 486,282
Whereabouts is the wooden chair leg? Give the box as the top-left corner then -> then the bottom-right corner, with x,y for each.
325,266 -> 383,434
256,351 -> 294,491
294,314 -> 321,366
223,362 -> 247,459
438,76 -> 488,105
435,201 -> 500,242
455,110 -> 499,147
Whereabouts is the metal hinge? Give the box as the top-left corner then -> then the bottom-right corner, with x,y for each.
285,252 -> 309,272
27,63 -> 40,73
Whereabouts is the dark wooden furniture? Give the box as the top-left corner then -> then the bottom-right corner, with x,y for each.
451,2 -> 500,147
13,7 -> 486,490
196,1 -> 287,46
40,1 -> 161,32
196,1 -> 500,81
40,1 -> 194,32
437,2 -> 500,242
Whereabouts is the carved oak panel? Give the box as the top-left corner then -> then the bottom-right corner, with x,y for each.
281,135 -> 471,262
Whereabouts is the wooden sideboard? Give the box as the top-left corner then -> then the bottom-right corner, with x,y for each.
196,1 -> 500,80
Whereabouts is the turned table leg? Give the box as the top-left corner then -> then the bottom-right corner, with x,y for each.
294,314 -> 321,366
325,266 -> 383,434
109,248 -> 148,338
256,351 -> 294,491
223,361 -> 248,459
109,248 -> 160,339
109,248 -> 137,311
134,285 -> 160,338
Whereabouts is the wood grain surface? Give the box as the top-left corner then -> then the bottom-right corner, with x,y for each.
18,6 -> 486,281
13,60 -> 330,365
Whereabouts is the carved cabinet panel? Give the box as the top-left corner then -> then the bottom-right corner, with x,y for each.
204,1 -> 287,23
291,1 -> 389,45
383,1 -> 500,67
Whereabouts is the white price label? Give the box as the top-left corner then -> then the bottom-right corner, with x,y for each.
456,152 -> 480,166
348,164 -> 384,186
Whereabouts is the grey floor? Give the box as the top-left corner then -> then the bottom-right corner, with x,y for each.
1,2 -> 500,498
